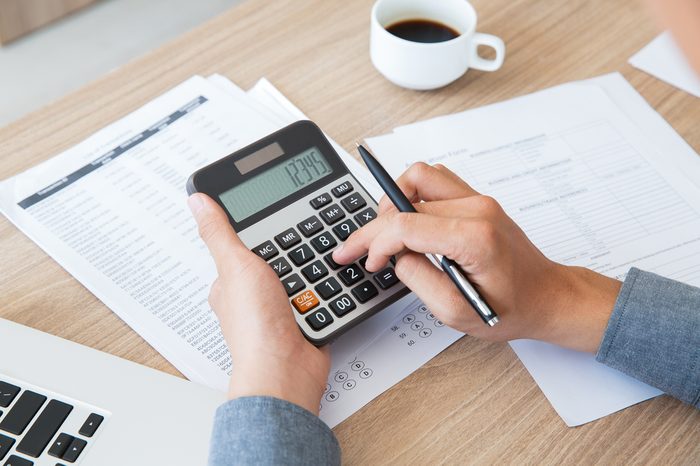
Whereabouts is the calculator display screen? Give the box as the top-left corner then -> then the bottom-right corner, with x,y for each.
219,146 -> 332,222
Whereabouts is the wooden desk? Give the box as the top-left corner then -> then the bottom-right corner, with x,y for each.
1,0 -> 698,463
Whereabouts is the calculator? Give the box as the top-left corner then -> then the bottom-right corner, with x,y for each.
186,121 -> 409,345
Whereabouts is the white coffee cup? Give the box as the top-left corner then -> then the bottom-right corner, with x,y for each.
370,0 -> 505,90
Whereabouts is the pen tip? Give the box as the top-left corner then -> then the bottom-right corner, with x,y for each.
355,141 -> 361,148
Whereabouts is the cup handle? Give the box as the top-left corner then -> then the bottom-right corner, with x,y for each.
469,33 -> 505,72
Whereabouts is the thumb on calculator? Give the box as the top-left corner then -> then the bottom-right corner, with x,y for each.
187,192 -> 331,415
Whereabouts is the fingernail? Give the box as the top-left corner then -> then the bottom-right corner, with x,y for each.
188,194 -> 205,218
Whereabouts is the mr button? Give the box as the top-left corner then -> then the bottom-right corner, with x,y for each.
292,290 -> 320,314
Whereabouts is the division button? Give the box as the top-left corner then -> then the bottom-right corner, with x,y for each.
292,290 -> 320,314
281,273 -> 305,296
374,267 -> 400,289
274,228 -> 302,250
310,192 -> 332,209
297,215 -> 324,237
269,256 -> 292,277
331,181 -> 354,198
354,207 -> 377,226
306,308 -> 334,331
340,192 -> 366,213
351,280 -> 378,303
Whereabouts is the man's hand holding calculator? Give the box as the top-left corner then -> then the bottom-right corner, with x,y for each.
189,161 -> 622,412
188,193 -> 330,415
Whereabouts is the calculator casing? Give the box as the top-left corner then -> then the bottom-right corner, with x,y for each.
186,120 -> 409,345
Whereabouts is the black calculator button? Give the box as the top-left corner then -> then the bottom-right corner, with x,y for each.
358,256 -> 369,270
340,193 -> 366,213
297,216 -> 323,238
301,260 -> 329,283
374,267 -> 400,289
252,240 -> 278,261
354,207 -> 377,226
324,252 -> 342,270
281,273 -> 305,296
310,193 -> 332,209
338,264 -> 365,286
331,181 -> 354,198
310,232 -> 337,253
332,219 -> 357,241
315,277 -> 342,300
288,244 -> 315,266
319,204 -> 345,225
269,257 -> 292,277
351,280 -> 378,303
274,228 -> 302,250
329,294 -> 357,317
306,308 -> 334,331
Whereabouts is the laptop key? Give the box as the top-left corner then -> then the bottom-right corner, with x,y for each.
48,433 -> 74,459
61,437 -> 87,463
0,434 -> 15,460
0,391 -> 46,435
78,413 -> 104,437
0,383 -> 20,408
3,454 -> 33,466
17,400 -> 73,458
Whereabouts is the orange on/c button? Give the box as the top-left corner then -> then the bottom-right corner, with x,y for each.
292,290 -> 319,314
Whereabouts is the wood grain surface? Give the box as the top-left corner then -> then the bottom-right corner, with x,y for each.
0,0 -> 96,44
1,0 -> 699,464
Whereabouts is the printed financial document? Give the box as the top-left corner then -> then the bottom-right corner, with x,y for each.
366,73 -> 700,425
0,74 -> 461,429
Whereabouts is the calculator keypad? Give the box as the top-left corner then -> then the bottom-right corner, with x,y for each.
310,232 -> 337,253
332,219 -> 357,241
244,176 -> 406,343
288,244 -> 315,266
301,260 -> 329,283
320,204 -> 345,225
275,228 -> 302,249
340,193 -> 366,213
282,273 -> 305,296
297,215 -> 323,237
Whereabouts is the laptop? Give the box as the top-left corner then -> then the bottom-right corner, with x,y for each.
0,318 -> 225,465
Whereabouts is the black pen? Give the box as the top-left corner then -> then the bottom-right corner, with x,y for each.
356,143 -> 499,327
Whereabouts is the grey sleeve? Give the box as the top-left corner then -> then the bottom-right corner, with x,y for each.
208,396 -> 341,466
596,267 -> 700,407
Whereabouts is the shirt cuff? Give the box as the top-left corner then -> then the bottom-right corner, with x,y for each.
596,267 -> 700,407
208,396 -> 340,466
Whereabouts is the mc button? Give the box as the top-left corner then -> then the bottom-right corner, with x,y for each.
252,240 -> 278,261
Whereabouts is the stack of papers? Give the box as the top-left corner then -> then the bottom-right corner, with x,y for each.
2,71 -> 698,428
630,32 -> 700,98
364,72 -> 700,425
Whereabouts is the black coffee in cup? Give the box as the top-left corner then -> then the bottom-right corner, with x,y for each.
385,19 -> 459,43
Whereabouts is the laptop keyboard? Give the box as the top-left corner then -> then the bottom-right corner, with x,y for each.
0,376 -> 107,465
